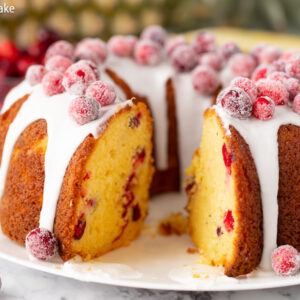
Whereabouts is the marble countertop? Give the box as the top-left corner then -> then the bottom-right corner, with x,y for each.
0,258 -> 299,300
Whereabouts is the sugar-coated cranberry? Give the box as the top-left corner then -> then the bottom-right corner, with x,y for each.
16,55 -> 35,76
253,96 -> 275,121
165,35 -> 186,56
218,42 -> 241,61
230,77 -> 257,102
272,59 -> 286,72
286,55 -> 300,79
25,228 -> 58,261
293,94 -> 300,114
62,60 -> 97,95
45,40 -> 74,62
0,39 -> 20,61
85,81 -> 116,106
258,45 -> 282,64
78,59 -> 100,80
281,50 -> 300,61
257,79 -> 289,105
228,53 -> 256,78
250,43 -> 268,62
198,52 -> 222,71
75,38 -> 107,64
252,63 -> 275,82
134,40 -> 162,66
141,25 -> 167,46
222,143 -> 232,175
192,31 -> 216,54
217,87 -> 253,119
108,35 -> 137,57
192,65 -> 219,94
223,210 -> 234,233
171,45 -> 197,73
285,78 -> 300,101
267,71 -> 290,85
45,55 -> 73,74
69,96 -> 100,125
42,71 -> 64,96
26,65 -> 46,86
272,245 -> 300,276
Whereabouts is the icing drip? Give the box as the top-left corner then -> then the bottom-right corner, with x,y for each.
0,84 -> 132,231
214,104 -> 300,270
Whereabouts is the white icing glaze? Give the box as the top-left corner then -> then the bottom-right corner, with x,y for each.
0,84 -> 132,231
214,104 -> 300,271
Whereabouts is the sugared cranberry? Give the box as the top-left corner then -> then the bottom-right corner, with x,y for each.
42,71 -> 64,96
26,65 -> 46,86
252,64 -> 275,82
75,38 -> 107,65
230,77 -> 257,102
258,45 -> 282,64
74,218 -> 86,240
286,55 -> 300,79
272,59 -> 286,72
165,35 -> 186,56
253,96 -> 275,121
281,50 -> 300,61
192,65 -> 219,94
272,245 -> 300,276
69,96 -> 100,125
223,210 -> 234,233
267,71 -> 290,84
85,81 -> 116,106
222,143 -> 232,175
293,94 -> 300,115
45,55 -> 72,74
25,228 -> 58,261
45,40 -> 74,62
141,25 -> 167,46
79,59 -> 100,80
63,60 -> 97,95
171,45 -> 197,72
228,53 -> 256,78
0,39 -> 20,61
198,52 -> 222,71
217,87 -> 253,119
134,40 -> 162,66
257,79 -> 289,105
285,78 -> 300,101
218,42 -> 240,61
108,35 -> 137,57
250,43 -> 268,62
192,31 -> 216,54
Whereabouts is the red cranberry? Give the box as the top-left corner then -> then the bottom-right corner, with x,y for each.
45,40 -> 74,62
257,79 -> 289,105
74,218 -> 86,240
222,143 -> 232,175
258,45 -> 282,64
129,112 -> 141,128
293,94 -> 300,114
217,87 -> 253,119
134,40 -> 162,66
272,59 -> 286,72
16,55 -> 35,76
228,53 -> 256,78
26,65 -> 46,86
285,78 -> 300,101
141,25 -> 167,46
198,52 -> 222,71
171,45 -> 197,72
75,38 -> 107,64
272,245 -> 300,276
267,71 -> 290,84
216,227 -> 223,237
132,204 -> 141,221
286,55 -> 300,79
165,35 -> 186,56
133,147 -> 146,168
108,35 -> 137,57
223,210 -> 234,233
42,71 -> 64,96
63,61 -> 97,95
25,228 -> 58,261
69,96 -> 100,125
253,96 -> 275,121
45,55 -> 73,74
250,43 -> 268,62
192,31 -> 216,54
218,42 -> 240,61
0,59 -> 15,78
252,63 -> 275,82
230,77 -> 257,102
85,81 -> 116,106
0,39 -> 20,61
79,59 -> 100,80
192,65 -> 219,94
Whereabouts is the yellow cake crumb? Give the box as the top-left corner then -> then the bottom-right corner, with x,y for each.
157,212 -> 188,236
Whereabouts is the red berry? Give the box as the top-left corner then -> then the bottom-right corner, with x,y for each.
253,96 -> 275,121
192,65 -> 219,94
272,245 -> 300,276
222,143 -> 232,175
228,53 -> 256,78
141,25 -> 167,46
250,43 -> 268,62
134,40 -> 162,66
230,77 -> 257,102
198,52 -> 222,71
16,55 -> 35,76
26,65 -> 46,86
42,71 -> 64,96
165,35 -> 186,56
74,218 -> 86,240
63,61 -> 97,95
0,39 -> 20,61
257,79 -> 289,105
108,35 -> 137,57
223,210 -> 234,233
217,87 -> 253,119
258,45 -> 282,64
85,81 -> 116,106
45,55 -> 72,74
285,78 -> 300,101
192,31 -> 216,54
45,40 -> 74,62
25,228 -> 58,261
272,59 -> 286,72
293,94 -> 300,114
171,45 -> 197,73
0,59 -> 15,78
75,38 -> 107,65
267,71 -> 290,84
69,96 -> 100,125
79,59 -> 100,80
281,50 -> 300,61
286,55 -> 300,79
218,42 -> 240,61
252,64 -> 275,82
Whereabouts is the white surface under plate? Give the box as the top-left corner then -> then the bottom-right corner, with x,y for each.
0,193 -> 299,292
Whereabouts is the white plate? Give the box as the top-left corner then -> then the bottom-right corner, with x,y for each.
0,193 -> 299,291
